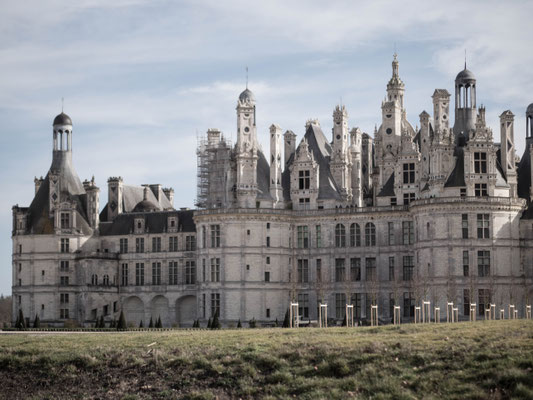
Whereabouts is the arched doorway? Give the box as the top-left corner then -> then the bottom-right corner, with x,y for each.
175,295 -> 196,327
151,295 -> 169,327
123,296 -> 144,327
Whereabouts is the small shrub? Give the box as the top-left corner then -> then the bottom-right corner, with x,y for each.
207,318 -> 212,329
211,310 -> 221,330
33,314 -> 40,329
156,316 -> 162,328
249,318 -> 256,328
139,320 -> 144,328
237,319 -> 242,328
282,309 -> 290,328
149,317 -> 154,328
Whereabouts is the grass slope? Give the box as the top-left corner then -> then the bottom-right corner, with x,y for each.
0,320 -> 532,399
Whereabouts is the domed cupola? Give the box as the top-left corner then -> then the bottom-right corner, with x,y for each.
238,88 -> 255,104
455,68 -> 476,84
53,112 -> 72,126
132,187 -> 158,213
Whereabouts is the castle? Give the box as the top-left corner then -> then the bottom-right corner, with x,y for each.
12,55 -> 533,327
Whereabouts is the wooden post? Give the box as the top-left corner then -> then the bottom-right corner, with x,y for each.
393,305 -> 401,326
453,307 -> 459,323
447,302 -> 454,323
490,304 -> 496,320
414,306 -> 421,324
526,305 -> 532,320
289,302 -> 299,328
370,305 -> 378,327
509,304 -> 515,320
499,309 -> 505,320
514,309 -> 518,319
422,301 -> 431,323
434,307 -> 440,323
319,303 -> 328,328
469,303 -> 477,322
345,304 -> 354,328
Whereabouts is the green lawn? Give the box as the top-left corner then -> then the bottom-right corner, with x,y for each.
1,320 -> 532,399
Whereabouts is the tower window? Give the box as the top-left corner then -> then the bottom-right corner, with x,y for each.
60,213 -> 70,229
299,170 -> 310,190
475,184 -> 488,197
403,163 -> 415,184
474,152 -> 487,173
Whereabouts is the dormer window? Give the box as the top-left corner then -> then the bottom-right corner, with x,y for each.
134,218 -> 145,234
168,216 -> 177,232
403,163 -> 415,184
60,212 -> 70,229
474,152 -> 487,173
299,170 -> 310,190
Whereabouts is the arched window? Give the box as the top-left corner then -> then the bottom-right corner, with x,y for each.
335,224 -> 346,248
91,274 -> 98,285
365,223 -> 376,246
350,223 -> 361,247
103,274 -> 109,286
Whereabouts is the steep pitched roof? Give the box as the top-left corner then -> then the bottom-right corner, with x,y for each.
377,173 -> 395,197
444,148 -> 466,187
99,209 -> 195,236
256,150 -> 273,201
518,138 -> 533,200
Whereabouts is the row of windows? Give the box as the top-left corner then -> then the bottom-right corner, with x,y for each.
120,261 -> 196,286
120,236 -> 196,253
462,214 -> 490,239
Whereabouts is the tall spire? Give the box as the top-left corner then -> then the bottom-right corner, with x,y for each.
245,66 -> 248,89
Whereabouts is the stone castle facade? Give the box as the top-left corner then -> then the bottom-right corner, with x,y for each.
12,56 -> 533,327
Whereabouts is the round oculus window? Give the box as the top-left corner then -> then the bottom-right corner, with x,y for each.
386,128 -> 392,135
336,135 -> 341,140
244,127 -> 250,133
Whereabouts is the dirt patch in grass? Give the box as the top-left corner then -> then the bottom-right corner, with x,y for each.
0,321 -> 532,399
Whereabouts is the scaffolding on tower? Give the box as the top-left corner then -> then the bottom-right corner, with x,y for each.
196,129 -> 233,209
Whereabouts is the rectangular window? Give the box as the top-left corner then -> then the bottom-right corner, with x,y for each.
365,258 -> 377,281
119,238 -> 128,254
169,261 -> 178,285
60,213 -> 70,229
297,226 -> 309,248
60,293 -> 69,304
298,198 -> 310,209
266,237 -> 270,247
202,226 -> 206,248
402,256 -> 414,281
185,261 -> 196,284
463,289 -> 470,316
350,293 -> 362,318
478,289 -> 490,316
60,238 -> 70,253
298,293 -> 309,318
169,236 -> 178,252
297,259 -> 309,283
403,192 -> 415,205
388,222 -> 395,245
316,259 -> 322,282
462,214 -> 468,239
403,292 -> 415,317
202,294 -> 206,318
463,251 -> 469,277
202,259 -> 206,282
121,263 -> 128,286
266,257 -> 270,264
477,214 -> 490,239
403,163 -> 415,184
350,258 -> 361,281
390,197 -> 397,206
335,293 -> 346,319
316,225 -> 322,248
210,293 -> 220,317
135,238 -> 144,253
60,309 -> 69,319
103,305 -> 109,316
264,271 -> 270,282
210,225 -> 221,248
266,308 -> 270,318
389,257 -> 395,281
152,237 -> 161,252
185,236 -> 196,251
475,183 -> 488,197
210,258 -> 220,282
389,293 -> 395,319
460,188 -> 466,197
113,301 -> 118,313
60,261 -> 69,272
335,258 -> 345,282
135,263 -> 144,286
299,170 -> 310,190
402,221 -> 414,245
478,250 -> 490,277
152,262 -> 161,285
60,276 -> 69,286
474,152 -> 487,174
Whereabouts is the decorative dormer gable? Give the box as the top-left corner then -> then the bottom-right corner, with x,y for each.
289,138 -> 319,209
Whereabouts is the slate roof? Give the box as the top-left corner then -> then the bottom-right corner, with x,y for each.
99,209 -> 195,236
517,138 -> 533,200
444,147 -> 466,187
26,153 -> 91,235
377,173 -> 395,197
257,150 -> 273,201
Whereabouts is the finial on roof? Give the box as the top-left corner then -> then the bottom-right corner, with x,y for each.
464,49 -> 467,69
246,66 -> 248,89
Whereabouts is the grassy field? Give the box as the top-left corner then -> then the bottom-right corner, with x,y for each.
0,320 -> 532,400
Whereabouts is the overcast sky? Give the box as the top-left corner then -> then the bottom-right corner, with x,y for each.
1,0 -> 532,296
